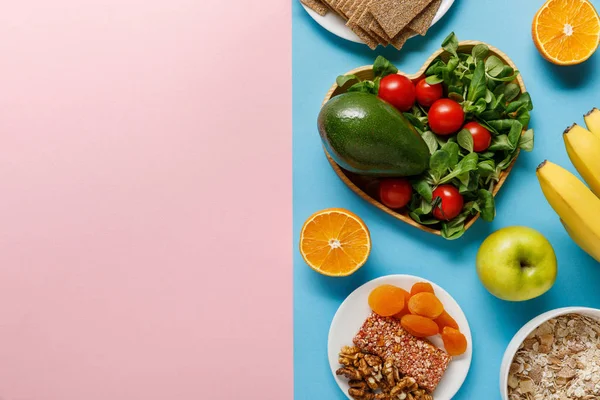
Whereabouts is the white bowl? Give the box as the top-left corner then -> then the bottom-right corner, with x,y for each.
499,307 -> 600,399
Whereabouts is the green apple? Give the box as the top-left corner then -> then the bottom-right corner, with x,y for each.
476,226 -> 557,301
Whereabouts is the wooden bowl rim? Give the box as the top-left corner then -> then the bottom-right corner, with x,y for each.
320,40 -> 528,237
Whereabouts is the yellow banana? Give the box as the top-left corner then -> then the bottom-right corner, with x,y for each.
536,161 -> 600,264
563,124 -> 600,197
584,108 -> 600,141
560,219 -> 600,262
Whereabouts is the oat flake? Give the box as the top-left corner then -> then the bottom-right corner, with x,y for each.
508,314 -> 600,399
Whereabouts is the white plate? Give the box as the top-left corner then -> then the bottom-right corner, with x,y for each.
328,274 -> 472,400
301,0 -> 455,45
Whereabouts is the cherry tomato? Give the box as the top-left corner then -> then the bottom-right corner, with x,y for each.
432,185 -> 464,221
415,79 -> 443,107
378,74 -> 416,112
379,179 -> 413,209
463,121 -> 492,152
428,99 -> 465,136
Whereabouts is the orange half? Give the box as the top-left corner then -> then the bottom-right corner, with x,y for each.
533,0 -> 600,65
299,208 -> 371,277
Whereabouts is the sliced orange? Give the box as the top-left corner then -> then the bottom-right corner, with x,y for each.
532,0 -> 600,65
299,208 -> 371,277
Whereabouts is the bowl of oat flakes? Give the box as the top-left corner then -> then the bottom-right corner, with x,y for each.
500,307 -> 600,400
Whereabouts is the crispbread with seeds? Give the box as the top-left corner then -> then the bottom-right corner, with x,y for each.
341,0 -> 358,15
350,0 -> 389,47
355,2 -> 389,45
362,23 -> 390,47
390,28 -> 414,50
370,20 -> 392,41
347,0 -> 370,24
370,20 -> 413,49
337,0 -> 356,18
369,0 -> 434,38
408,0 -> 442,35
348,24 -> 379,49
347,0 -> 366,18
321,0 -> 338,10
369,20 -> 415,50
355,2 -> 380,35
301,0 -> 330,16
335,2 -> 349,18
335,0 -> 347,13
338,0 -> 354,14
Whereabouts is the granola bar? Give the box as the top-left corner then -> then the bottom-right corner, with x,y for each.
353,313 -> 451,392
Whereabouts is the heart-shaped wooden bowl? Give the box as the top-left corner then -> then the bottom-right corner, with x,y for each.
321,41 -> 527,236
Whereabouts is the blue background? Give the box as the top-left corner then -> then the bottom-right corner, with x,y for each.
293,0 -> 600,398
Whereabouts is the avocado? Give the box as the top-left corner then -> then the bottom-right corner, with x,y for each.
318,92 -> 430,177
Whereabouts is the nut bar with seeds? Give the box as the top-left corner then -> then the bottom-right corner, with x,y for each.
353,313 -> 451,392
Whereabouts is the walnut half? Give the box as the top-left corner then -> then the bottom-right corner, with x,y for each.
337,347 -> 433,400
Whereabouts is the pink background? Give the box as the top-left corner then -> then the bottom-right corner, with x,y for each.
0,1 -> 291,399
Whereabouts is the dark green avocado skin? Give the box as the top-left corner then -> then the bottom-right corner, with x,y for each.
318,92 -> 430,177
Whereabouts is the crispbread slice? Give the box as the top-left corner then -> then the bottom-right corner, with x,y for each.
331,0 -> 350,19
348,24 -> 379,49
354,0 -> 375,27
370,20 -> 392,41
390,28 -> 414,50
336,0 -> 353,18
355,1 -> 387,42
338,0 -> 353,13
370,21 -> 416,50
408,0 -> 442,35
329,0 -> 342,11
335,0 -> 347,11
370,0 -> 434,38
346,0 -> 364,16
340,0 -> 356,15
347,0 -> 387,48
326,0 -> 337,10
347,0 -> 370,24
321,0 -> 337,9
354,2 -> 381,34
357,11 -> 390,46
332,1 -> 346,18
300,0 -> 330,16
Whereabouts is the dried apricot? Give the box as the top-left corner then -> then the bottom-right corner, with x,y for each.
410,282 -> 434,296
408,292 -> 444,319
434,310 -> 459,331
441,327 -> 467,356
391,287 -> 410,316
392,306 -> 411,320
401,314 -> 439,337
368,285 -> 405,317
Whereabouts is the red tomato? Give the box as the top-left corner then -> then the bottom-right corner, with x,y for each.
463,121 -> 492,152
432,185 -> 464,221
415,79 -> 443,107
378,74 -> 416,112
428,99 -> 465,136
379,179 -> 413,209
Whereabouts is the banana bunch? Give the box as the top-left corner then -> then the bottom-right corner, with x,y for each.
536,108 -> 600,262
